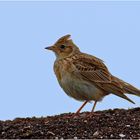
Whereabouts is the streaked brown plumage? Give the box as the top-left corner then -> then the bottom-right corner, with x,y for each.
45,34 -> 140,115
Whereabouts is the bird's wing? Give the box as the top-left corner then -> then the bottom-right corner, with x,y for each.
72,53 -> 112,84
72,53 -> 135,104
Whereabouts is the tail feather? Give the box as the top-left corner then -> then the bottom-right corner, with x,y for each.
112,92 -> 135,104
123,83 -> 140,97
112,75 -> 140,97
110,75 -> 140,104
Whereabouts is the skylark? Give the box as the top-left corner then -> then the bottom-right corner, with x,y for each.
45,34 -> 140,116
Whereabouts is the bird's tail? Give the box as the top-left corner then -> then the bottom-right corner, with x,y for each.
113,76 -> 140,97
123,82 -> 140,97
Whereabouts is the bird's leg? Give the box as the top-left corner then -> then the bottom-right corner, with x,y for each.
91,101 -> 97,113
86,101 -> 100,117
72,100 -> 88,117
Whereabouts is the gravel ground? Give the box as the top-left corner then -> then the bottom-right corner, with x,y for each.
0,108 -> 140,139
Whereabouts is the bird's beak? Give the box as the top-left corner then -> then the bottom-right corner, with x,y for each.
45,46 -> 54,51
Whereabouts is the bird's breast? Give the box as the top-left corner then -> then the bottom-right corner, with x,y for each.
54,59 -> 71,82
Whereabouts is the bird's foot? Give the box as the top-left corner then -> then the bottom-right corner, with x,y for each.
71,113 -> 81,119
86,112 -> 101,118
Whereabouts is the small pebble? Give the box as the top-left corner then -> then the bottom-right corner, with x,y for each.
126,125 -> 131,127
93,131 -> 99,136
47,131 -> 55,136
110,134 -> 114,138
119,134 -> 126,138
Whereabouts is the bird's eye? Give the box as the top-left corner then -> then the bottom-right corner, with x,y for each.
60,45 -> 66,49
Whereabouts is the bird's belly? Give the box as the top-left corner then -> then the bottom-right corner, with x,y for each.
60,75 -> 105,101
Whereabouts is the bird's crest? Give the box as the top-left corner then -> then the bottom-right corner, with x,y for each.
56,34 -> 71,44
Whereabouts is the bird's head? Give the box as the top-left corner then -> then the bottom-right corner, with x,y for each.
45,34 -> 80,59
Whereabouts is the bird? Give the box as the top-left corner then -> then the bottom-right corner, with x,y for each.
45,34 -> 140,116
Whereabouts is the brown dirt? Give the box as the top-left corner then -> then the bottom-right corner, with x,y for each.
0,108 -> 140,139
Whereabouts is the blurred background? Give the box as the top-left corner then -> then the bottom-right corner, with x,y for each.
0,1 -> 140,120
